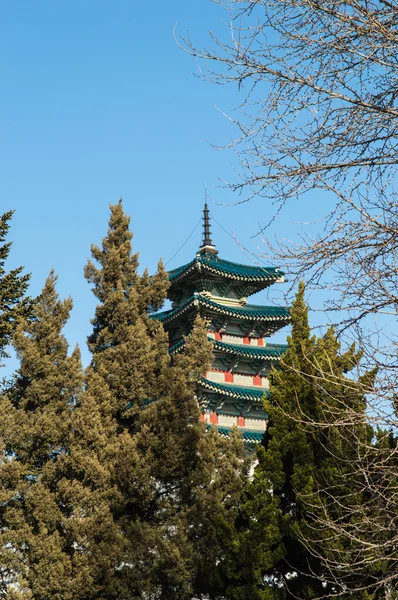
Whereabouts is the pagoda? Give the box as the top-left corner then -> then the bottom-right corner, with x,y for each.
155,204 -> 290,443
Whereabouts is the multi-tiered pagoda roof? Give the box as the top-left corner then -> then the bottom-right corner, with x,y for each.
155,203 -> 290,443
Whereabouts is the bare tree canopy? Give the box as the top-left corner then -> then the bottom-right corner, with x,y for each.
180,0 -> 398,369
183,0 -> 398,195
180,2 -> 398,597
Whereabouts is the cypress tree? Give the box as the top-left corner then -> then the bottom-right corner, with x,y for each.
84,201 -> 248,599
0,272 -> 121,599
0,211 -> 31,363
224,282 -> 376,600
84,200 -> 169,427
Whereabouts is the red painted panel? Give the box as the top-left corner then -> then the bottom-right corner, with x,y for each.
210,411 -> 218,424
225,371 -> 234,383
215,332 -> 222,341
237,416 -> 245,427
253,375 -> 262,386
257,338 -> 264,346
243,337 -> 250,345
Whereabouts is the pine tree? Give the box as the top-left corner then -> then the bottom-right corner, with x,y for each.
84,201 -> 248,599
0,211 -> 31,363
223,282 -> 377,600
84,200 -> 169,427
0,273 -> 121,599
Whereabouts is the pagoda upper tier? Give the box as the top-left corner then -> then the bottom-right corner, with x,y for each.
167,254 -> 285,306
156,293 -> 290,344
168,201 -> 285,306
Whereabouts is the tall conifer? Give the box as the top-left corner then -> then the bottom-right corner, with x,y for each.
0,273 -> 121,599
0,211 -> 31,363
224,283 -> 376,600
84,200 -> 169,426
84,201 -> 248,599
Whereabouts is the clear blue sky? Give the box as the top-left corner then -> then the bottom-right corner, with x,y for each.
1,0 -> 321,368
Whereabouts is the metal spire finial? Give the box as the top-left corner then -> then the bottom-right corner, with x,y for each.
202,202 -> 213,247
199,190 -> 218,255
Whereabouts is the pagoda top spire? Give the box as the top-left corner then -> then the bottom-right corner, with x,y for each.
199,202 -> 218,255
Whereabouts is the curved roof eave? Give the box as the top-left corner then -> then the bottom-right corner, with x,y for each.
213,339 -> 287,359
169,337 -> 288,360
153,294 -> 291,325
207,424 -> 265,443
168,254 -> 284,284
199,377 -> 270,402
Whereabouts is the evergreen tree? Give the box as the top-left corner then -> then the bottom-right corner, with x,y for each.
0,273 -> 121,599
133,318 -> 249,600
84,201 -> 248,599
84,200 -> 169,427
223,282 -> 377,600
0,211 -> 31,363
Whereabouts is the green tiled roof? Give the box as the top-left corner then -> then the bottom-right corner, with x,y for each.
169,337 -> 287,361
213,339 -> 287,360
168,253 -> 283,283
168,339 -> 185,354
206,424 -> 264,443
154,294 -> 290,325
200,377 -> 269,402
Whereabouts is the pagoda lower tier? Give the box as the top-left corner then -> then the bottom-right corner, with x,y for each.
168,332 -> 288,441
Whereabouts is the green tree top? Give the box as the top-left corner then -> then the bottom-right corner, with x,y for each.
3,271 -> 80,468
0,211 -> 31,362
84,200 -> 168,355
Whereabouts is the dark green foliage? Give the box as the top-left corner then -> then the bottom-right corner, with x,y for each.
84,201 -> 248,599
0,204 -> 393,599
0,211 -> 31,363
0,273 -> 121,599
224,282 -> 377,599
135,320 -> 249,599
84,200 -> 170,427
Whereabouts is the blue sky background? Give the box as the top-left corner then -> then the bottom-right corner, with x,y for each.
1,0 -> 326,369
